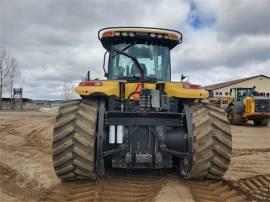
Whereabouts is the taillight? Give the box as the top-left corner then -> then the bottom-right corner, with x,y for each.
79,81 -> 103,86
168,34 -> 178,40
183,83 -> 202,89
102,31 -> 113,38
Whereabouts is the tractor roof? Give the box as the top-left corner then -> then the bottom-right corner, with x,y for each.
98,27 -> 182,50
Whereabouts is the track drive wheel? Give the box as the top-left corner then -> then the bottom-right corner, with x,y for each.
182,104 -> 232,179
52,99 -> 98,181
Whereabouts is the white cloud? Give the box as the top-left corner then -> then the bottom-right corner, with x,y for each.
181,59 -> 270,86
1,0 -> 269,100
172,31 -> 270,72
194,0 -> 270,36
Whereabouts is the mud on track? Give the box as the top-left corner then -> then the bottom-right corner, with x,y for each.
0,111 -> 270,201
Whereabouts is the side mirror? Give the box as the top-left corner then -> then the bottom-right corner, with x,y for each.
104,72 -> 108,77
181,74 -> 189,82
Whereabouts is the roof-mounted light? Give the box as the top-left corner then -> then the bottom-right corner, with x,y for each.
114,32 -> 120,36
150,33 -> 156,37
129,32 -> 135,37
122,32 -> 128,37
157,34 -> 163,38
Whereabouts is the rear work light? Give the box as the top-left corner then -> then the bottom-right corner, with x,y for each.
79,81 -> 103,86
157,34 -> 163,38
128,32 -> 135,37
183,83 -> 202,89
122,32 -> 128,37
114,32 -> 120,36
150,33 -> 156,37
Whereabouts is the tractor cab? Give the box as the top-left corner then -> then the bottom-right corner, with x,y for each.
98,27 -> 182,82
230,87 -> 255,101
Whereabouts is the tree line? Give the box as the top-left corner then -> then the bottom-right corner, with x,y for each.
0,48 -> 21,110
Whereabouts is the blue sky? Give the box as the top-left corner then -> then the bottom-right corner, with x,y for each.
188,2 -> 215,29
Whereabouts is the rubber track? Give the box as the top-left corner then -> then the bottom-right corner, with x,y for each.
52,100 -> 98,181
185,104 -> 232,179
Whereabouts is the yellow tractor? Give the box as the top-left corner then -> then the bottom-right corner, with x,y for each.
52,27 -> 232,181
226,87 -> 270,125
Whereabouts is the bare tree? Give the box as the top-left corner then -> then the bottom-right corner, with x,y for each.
7,58 -> 18,108
0,48 -> 11,109
0,48 -> 20,110
63,81 -> 75,101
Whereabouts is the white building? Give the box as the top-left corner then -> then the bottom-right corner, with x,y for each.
204,75 -> 270,97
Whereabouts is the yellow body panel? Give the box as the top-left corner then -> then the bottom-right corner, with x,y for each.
75,81 -> 119,97
75,81 -> 208,99
144,83 -> 156,90
165,83 -> 208,98
244,97 -> 255,113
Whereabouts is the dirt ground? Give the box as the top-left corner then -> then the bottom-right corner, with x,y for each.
0,111 -> 269,202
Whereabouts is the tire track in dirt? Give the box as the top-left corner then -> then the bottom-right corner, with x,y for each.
1,113 -> 269,201
0,116 -> 54,155
188,180 -> 248,201
233,174 -> 270,201
1,160 -> 267,202
233,148 -> 270,157
0,163 -> 49,201
48,170 -> 164,202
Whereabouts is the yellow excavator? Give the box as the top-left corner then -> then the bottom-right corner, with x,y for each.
52,27 -> 232,181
